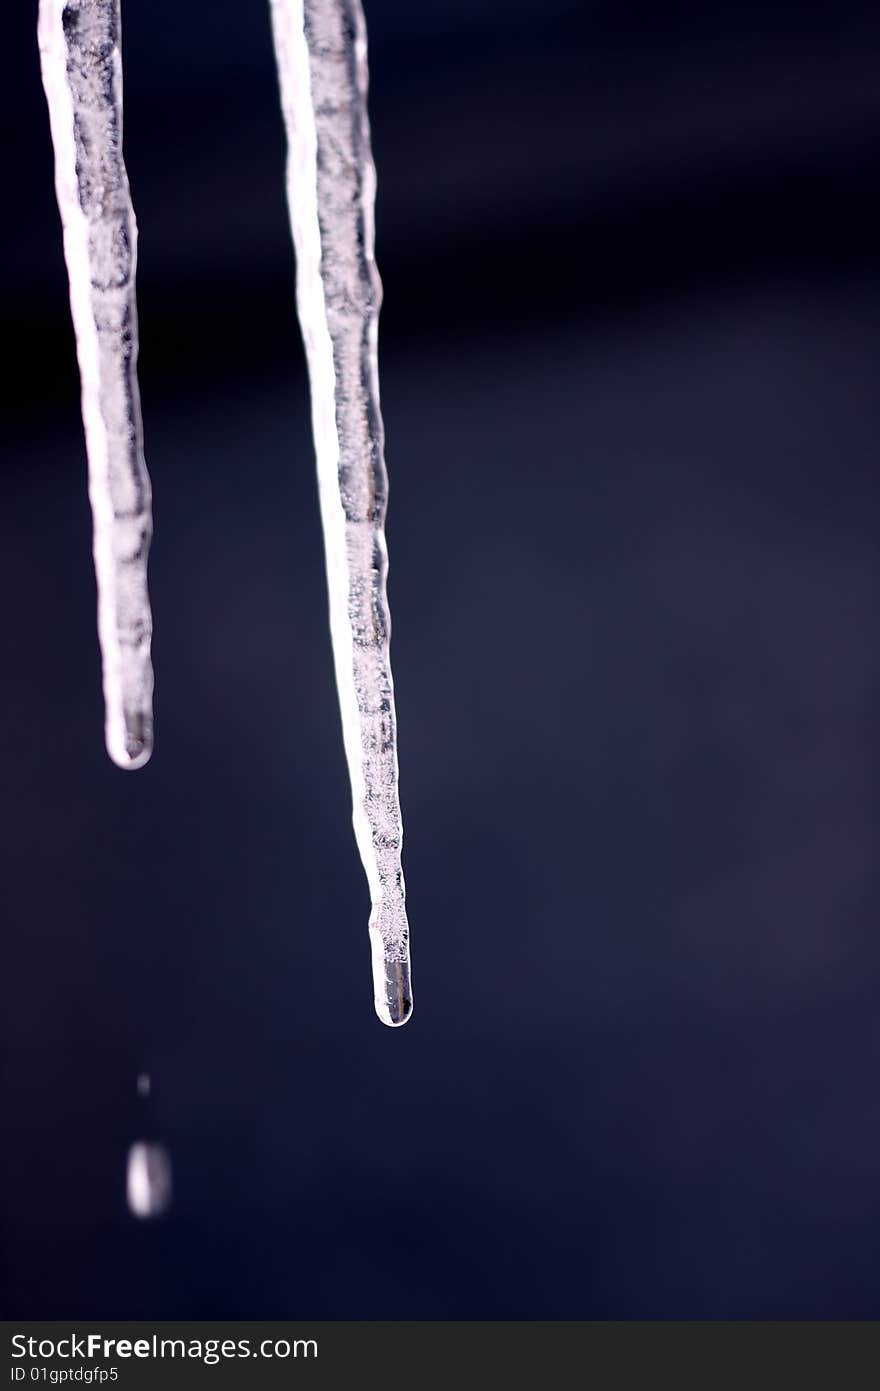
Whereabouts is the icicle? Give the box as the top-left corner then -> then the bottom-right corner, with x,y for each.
270,0 -> 413,1025
38,0 -> 154,769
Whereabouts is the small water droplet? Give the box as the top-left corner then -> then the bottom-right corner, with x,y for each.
136,1072 -> 151,1098
126,1142 -> 172,1219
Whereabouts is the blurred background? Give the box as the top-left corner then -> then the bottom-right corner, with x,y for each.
2,0 -> 878,1317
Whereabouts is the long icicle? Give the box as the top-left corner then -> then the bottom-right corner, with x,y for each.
270,0 -> 413,1025
38,0 -> 154,769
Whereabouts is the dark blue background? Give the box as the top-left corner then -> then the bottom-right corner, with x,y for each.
2,0 -> 878,1316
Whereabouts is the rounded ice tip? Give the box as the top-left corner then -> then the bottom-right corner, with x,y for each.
107,710 -> 153,770
374,956 -> 413,1028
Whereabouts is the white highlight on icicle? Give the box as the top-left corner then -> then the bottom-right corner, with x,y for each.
270,0 -> 412,1025
38,0 -> 154,769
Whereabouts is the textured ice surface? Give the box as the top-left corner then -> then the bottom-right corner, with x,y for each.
38,0 -> 154,769
126,1142 -> 171,1218
271,0 -> 412,1025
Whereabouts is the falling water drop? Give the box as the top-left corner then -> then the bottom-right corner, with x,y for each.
126,1141 -> 172,1219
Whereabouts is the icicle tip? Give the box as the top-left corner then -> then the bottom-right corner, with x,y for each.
106,710 -> 153,771
374,955 -> 413,1028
